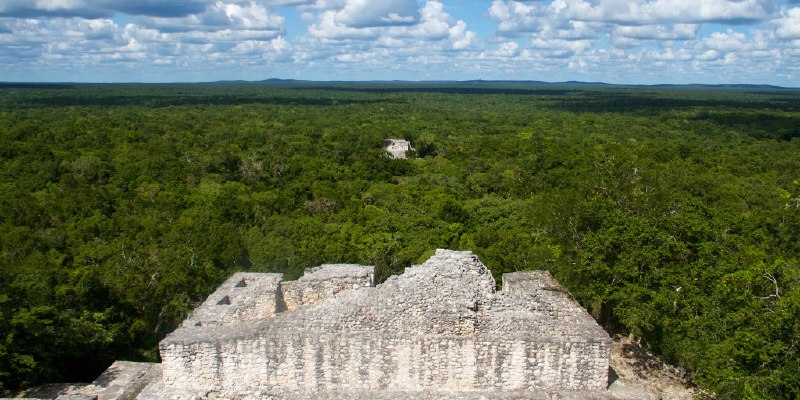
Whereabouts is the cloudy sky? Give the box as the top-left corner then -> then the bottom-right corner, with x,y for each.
1,0 -> 799,85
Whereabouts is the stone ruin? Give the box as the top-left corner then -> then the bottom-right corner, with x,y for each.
31,249 -> 619,400
383,139 -> 414,159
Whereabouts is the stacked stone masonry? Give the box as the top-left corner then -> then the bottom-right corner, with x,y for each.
281,264 -> 375,312
157,249 -> 611,398
181,273 -> 284,328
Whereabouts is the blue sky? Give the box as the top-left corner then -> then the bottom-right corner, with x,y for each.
1,0 -> 799,85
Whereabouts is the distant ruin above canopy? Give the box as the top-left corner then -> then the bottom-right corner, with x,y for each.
383,139 -> 414,159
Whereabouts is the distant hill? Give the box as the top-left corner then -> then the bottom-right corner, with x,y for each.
259,78 -> 309,84
253,78 -> 792,89
0,79 -> 794,89
649,83 -> 789,90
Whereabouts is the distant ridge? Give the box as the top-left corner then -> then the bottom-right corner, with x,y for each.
0,82 -> 76,89
648,83 -> 788,89
0,79 -> 795,89
251,79 -> 794,89
259,78 -> 309,83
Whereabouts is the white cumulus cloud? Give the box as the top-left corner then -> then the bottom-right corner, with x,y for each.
565,0 -> 775,25
308,10 -> 379,39
334,0 -> 419,28
612,24 -> 698,41
0,0 -> 798,84
775,7 -> 800,39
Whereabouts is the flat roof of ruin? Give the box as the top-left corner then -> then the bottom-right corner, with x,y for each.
299,264 -> 375,281
181,272 -> 283,327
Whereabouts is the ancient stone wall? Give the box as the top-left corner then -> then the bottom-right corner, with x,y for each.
181,273 -> 283,328
161,333 -> 609,394
159,250 -> 611,397
281,264 -> 374,311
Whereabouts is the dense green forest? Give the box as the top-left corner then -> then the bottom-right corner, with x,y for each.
1,82 -> 799,398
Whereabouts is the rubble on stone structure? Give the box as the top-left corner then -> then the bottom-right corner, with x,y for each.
26,249 -> 632,400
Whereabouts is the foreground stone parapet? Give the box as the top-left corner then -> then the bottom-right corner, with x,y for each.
158,249 -> 611,397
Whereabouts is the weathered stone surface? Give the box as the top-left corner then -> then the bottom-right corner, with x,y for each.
79,361 -> 159,400
157,250 -> 611,397
54,395 -> 97,400
6,362 -> 157,400
281,264 -> 374,311
182,273 -> 284,328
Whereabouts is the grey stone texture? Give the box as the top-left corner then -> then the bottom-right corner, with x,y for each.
281,264 -> 374,311
182,273 -> 284,328
158,249 -> 611,398
9,362 -> 159,400
78,361 -> 160,400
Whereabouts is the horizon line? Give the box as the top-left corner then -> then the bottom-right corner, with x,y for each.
0,79 -> 797,89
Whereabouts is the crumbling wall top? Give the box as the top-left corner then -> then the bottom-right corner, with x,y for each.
494,270 -> 610,342
165,249 -> 607,344
281,263 -> 375,311
302,263 -> 375,282
181,272 -> 282,327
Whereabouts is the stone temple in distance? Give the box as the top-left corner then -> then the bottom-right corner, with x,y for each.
39,249 -> 627,399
